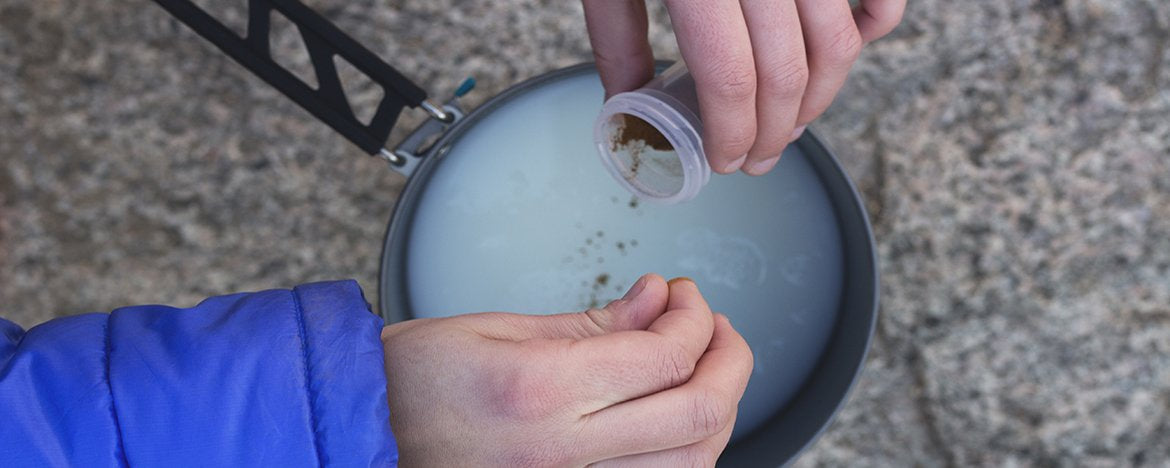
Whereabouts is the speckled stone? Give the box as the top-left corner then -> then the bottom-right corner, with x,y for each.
1,0 -> 1167,465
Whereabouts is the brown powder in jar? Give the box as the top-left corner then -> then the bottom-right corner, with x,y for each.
614,114 -> 674,151
610,114 -> 674,181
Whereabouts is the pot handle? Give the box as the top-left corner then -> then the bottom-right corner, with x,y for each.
152,0 -> 452,165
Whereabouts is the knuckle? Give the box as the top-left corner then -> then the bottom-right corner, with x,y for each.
494,366 -> 558,422
583,307 -> 613,334
705,59 -> 757,104
824,21 -> 864,64
591,48 -> 624,70
657,342 -> 695,388
687,389 -> 730,438
757,53 -> 809,98
592,48 -> 651,73
591,48 -> 619,69
730,126 -> 758,151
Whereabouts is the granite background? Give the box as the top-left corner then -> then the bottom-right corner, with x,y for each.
2,0 -> 1168,465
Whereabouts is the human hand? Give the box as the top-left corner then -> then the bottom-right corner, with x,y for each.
584,0 -> 905,176
381,274 -> 753,466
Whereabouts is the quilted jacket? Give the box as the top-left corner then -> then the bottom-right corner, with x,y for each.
0,280 -> 398,466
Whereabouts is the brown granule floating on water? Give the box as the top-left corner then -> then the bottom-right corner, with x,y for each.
587,273 -> 613,309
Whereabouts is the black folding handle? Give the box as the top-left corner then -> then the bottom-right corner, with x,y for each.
153,0 -> 428,155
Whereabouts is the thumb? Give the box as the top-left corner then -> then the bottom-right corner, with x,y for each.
509,274 -> 670,340
457,274 -> 669,341
584,0 -> 656,99
579,273 -> 670,336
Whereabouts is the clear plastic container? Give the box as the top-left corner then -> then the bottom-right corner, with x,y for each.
594,61 -> 709,204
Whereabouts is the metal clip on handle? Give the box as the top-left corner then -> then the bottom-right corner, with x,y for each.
152,0 -> 454,171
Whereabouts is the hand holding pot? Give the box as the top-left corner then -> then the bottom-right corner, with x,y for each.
583,0 -> 905,176
381,275 -> 753,466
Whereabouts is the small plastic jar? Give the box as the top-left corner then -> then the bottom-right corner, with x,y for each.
594,61 -> 709,204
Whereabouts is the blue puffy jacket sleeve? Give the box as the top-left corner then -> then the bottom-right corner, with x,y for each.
0,280 -> 398,467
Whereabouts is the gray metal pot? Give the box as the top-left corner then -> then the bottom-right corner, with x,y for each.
377,64 -> 878,467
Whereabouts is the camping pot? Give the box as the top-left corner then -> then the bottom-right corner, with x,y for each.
154,1 -> 878,465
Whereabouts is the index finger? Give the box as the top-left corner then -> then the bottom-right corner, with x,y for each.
578,313 -> 754,461
563,278 -> 716,411
663,0 -> 758,173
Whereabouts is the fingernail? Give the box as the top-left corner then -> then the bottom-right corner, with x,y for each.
790,125 -> 807,142
720,154 -> 748,173
745,156 -> 781,176
622,276 -> 648,301
667,277 -> 694,287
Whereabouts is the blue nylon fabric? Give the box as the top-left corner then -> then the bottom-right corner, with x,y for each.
0,314 -> 123,467
0,280 -> 397,467
292,281 -> 397,467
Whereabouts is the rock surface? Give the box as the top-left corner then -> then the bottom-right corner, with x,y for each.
2,0 -> 1167,465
